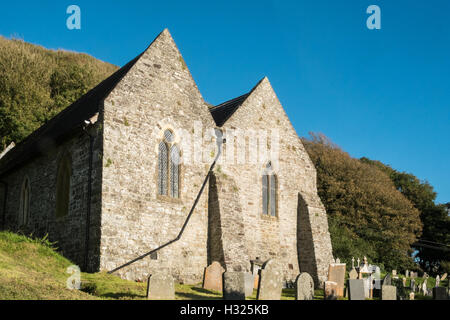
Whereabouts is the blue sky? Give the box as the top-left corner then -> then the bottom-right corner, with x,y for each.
1,1 -> 449,203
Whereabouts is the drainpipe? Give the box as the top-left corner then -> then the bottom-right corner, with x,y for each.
82,113 -> 98,271
0,181 -> 7,230
108,128 -> 226,274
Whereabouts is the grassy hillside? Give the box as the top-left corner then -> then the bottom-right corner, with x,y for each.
0,36 -> 119,149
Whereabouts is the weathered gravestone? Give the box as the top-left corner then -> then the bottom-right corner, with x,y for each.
223,272 -> 246,300
409,292 -> 415,300
327,263 -> 346,297
383,274 -> 391,286
295,272 -> 314,300
410,279 -> 416,292
381,285 -> 397,300
244,272 -> 254,297
348,279 -> 365,300
324,281 -> 338,300
202,261 -> 225,292
435,275 -> 440,287
432,287 -> 448,300
405,270 -> 409,278
256,260 -> 282,300
146,273 -> 175,300
349,269 -> 358,280
441,273 -> 447,281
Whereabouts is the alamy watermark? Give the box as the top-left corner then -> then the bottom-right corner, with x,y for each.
366,5 -> 381,30
66,5 -> 81,30
66,265 -> 81,290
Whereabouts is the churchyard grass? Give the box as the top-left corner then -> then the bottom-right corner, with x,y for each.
0,232 -> 445,300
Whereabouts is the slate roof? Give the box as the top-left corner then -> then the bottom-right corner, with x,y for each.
0,51 -> 144,177
209,93 -> 250,127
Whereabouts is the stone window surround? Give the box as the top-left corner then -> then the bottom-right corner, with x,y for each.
55,151 -> 72,219
18,176 -> 31,226
261,162 -> 278,220
156,129 -> 183,204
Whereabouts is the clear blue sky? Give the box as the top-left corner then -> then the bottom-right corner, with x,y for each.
1,1 -> 449,203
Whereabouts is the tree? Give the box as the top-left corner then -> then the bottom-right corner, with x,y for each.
303,133 -> 422,271
360,158 -> 450,275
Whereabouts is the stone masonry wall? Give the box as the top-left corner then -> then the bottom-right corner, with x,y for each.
99,29 -> 217,283
0,124 -> 103,271
216,78 -> 333,285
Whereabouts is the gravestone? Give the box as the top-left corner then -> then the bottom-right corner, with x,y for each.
440,273 -> 447,281
402,278 -> 407,287
409,292 -> 415,300
383,274 -> 391,286
410,279 -> 416,292
432,287 -> 447,300
244,272 -> 254,297
202,261 -> 225,292
381,285 -> 397,300
392,270 -> 398,278
348,279 -> 365,300
327,263 -> 346,297
435,275 -> 440,287
256,260 -> 282,300
146,273 -> 175,300
295,273 -> 314,300
324,281 -> 338,300
422,279 -> 427,295
349,269 -> 358,280
223,272 -> 246,300
405,270 -> 409,278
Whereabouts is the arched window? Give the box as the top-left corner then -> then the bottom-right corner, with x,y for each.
19,177 -> 30,225
56,153 -> 72,218
158,130 -> 180,198
158,141 -> 168,195
170,145 -> 180,198
262,162 -> 277,217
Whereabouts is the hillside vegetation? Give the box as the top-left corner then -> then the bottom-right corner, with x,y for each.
0,36 -> 118,149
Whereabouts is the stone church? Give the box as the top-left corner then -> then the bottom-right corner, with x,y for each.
0,29 -> 333,286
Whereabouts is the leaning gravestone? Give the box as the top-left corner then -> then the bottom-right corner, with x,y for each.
348,279 -> 365,300
202,261 -> 225,292
257,260 -> 282,300
432,287 -> 447,300
295,273 -> 314,300
324,281 -> 338,300
381,285 -> 397,300
146,273 -> 175,300
327,263 -> 346,297
440,273 -> 447,281
223,272 -> 246,300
